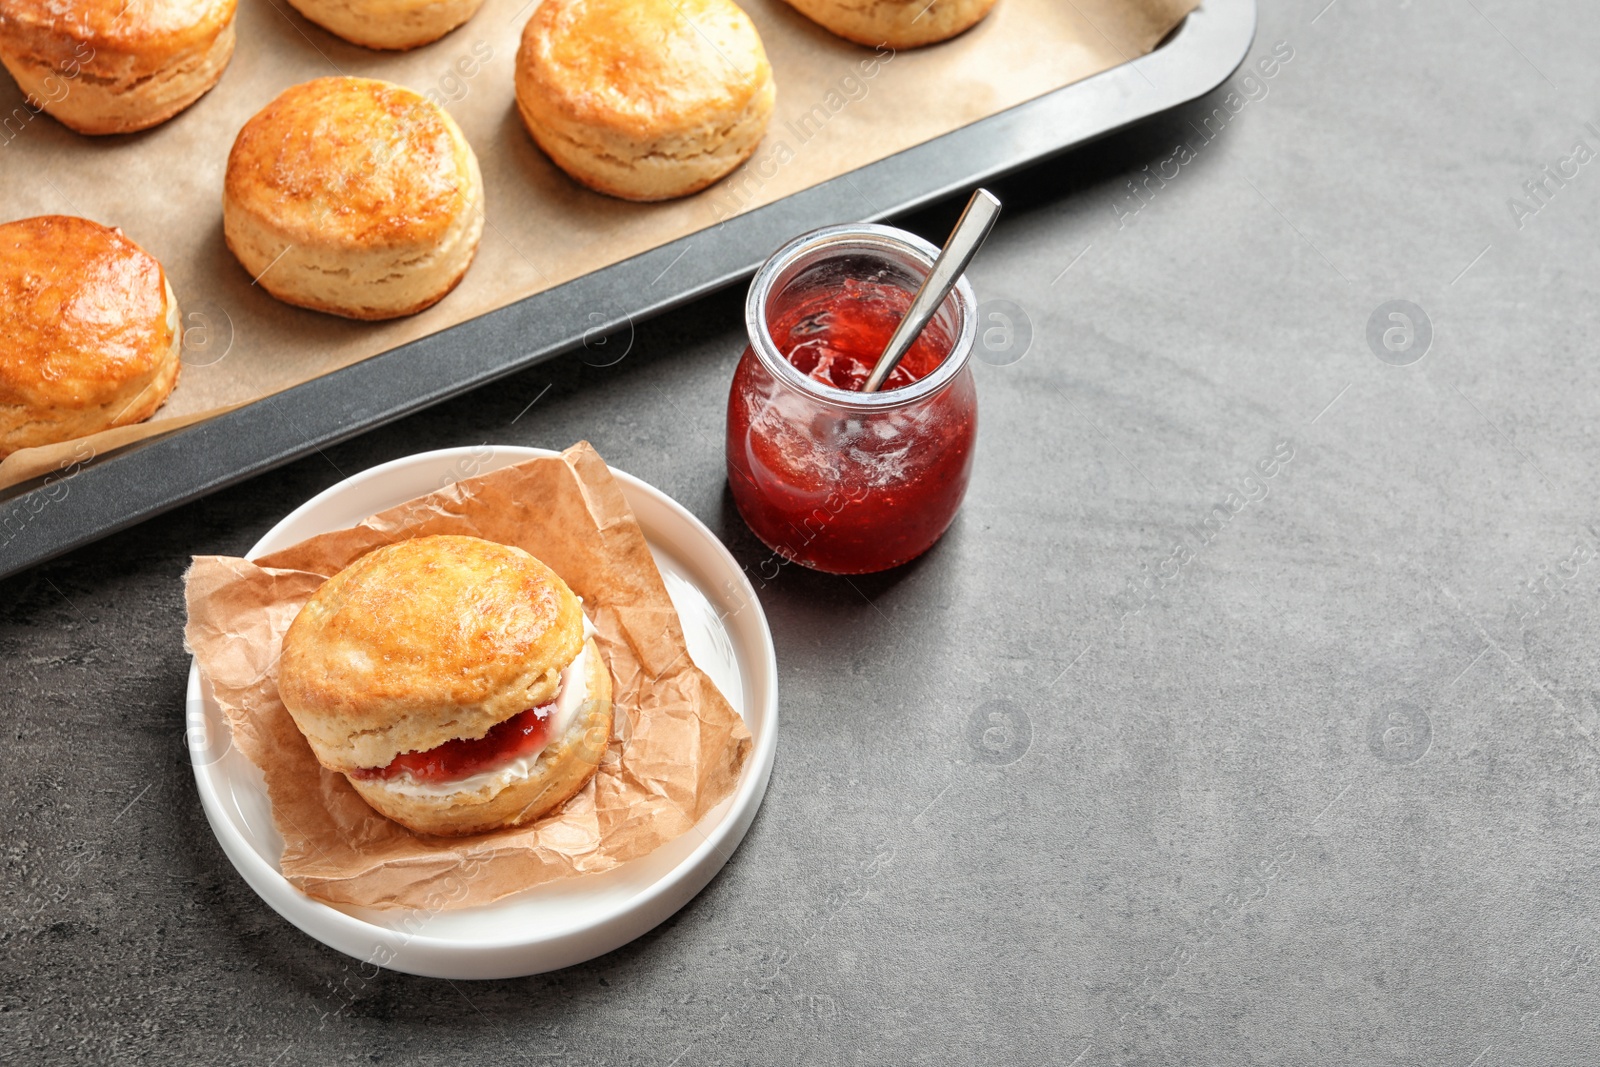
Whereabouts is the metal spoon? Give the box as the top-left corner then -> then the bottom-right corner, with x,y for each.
860,187 -> 1002,393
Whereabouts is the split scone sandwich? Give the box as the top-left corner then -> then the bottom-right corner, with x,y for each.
277,534 -> 612,837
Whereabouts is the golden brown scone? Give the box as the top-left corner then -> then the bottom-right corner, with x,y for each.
514,0 -> 775,202
284,0 -> 484,51
223,77 -> 484,321
0,0 -> 237,135
780,0 -> 997,48
0,215 -> 180,459
347,640 -> 613,836
279,535 -> 586,773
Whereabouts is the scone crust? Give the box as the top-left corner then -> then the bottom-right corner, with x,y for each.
0,215 -> 180,458
223,76 -> 484,318
282,0 -> 485,51
278,535 -> 586,773
515,0 -> 775,200
347,639 -> 614,836
0,0 -> 237,73
225,77 -> 475,250
781,0 -> 997,48
0,0 -> 237,133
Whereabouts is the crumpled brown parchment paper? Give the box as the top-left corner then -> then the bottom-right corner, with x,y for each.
182,442 -> 751,909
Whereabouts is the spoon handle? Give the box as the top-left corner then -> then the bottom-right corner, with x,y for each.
861,188 -> 1002,393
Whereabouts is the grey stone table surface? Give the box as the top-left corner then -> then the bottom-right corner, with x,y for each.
5,1 -> 1600,1063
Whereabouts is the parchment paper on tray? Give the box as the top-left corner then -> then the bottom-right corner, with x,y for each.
0,0 -> 1199,491
182,443 -> 751,910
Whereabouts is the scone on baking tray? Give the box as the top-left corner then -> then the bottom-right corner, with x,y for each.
780,0 -> 998,49
284,0 -> 485,51
223,77 -> 484,321
514,0 -> 775,202
277,535 -> 614,838
0,215 -> 180,458
0,0 -> 238,134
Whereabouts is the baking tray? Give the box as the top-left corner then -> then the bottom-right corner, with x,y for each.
0,0 -> 1255,580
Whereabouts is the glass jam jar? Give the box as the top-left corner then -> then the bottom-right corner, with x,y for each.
726,223 -> 979,575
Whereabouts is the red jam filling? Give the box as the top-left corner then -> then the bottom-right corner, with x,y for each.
724,272 -> 977,575
773,276 -> 947,392
350,702 -> 555,784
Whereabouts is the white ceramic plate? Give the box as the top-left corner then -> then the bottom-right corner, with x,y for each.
186,447 -> 778,979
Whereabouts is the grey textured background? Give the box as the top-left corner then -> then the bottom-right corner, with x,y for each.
5,0 -> 1600,1062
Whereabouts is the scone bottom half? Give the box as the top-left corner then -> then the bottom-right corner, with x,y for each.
276,535 -> 613,836
345,632 -> 612,837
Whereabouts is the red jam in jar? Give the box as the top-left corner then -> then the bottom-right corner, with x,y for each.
726,224 -> 979,575
773,276 -> 948,392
